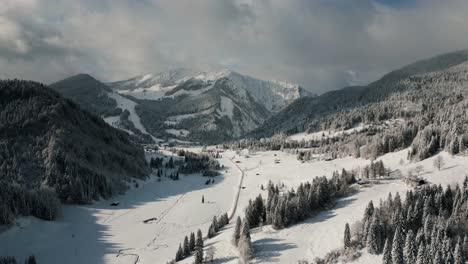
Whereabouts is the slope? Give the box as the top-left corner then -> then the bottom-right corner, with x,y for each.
251,49 -> 468,137
0,80 -> 149,205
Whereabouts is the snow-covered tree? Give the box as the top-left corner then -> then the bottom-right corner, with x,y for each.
232,216 -> 242,246
382,238 -> 392,264
433,156 -> 445,171
344,223 -> 351,250
392,226 -> 404,264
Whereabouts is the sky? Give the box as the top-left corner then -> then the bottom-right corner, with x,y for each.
1,0 -> 468,94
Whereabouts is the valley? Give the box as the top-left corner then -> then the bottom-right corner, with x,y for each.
1,146 -> 467,263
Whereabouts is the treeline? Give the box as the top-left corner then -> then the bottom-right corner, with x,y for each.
243,169 -> 356,230
0,183 -> 60,225
179,151 -> 221,175
0,255 -> 36,264
321,177 -> 468,264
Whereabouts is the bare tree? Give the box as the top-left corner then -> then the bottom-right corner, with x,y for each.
433,156 -> 445,171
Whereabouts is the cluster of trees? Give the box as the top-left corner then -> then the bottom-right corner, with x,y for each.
207,213 -> 229,238
0,255 -> 36,264
179,151 -> 221,174
243,169 -> 356,231
175,229 -> 204,263
232,217 -> 253,263
0,182 -> 60,225
341,177 -> 468,264
361,160 -> 388,179
149,157 -> 164,169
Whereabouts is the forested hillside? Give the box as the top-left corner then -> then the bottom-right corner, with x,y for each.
0,80 -> 149,224
250,49 -> 468,139
243,50 -> 468,161
50,74 -> 120,117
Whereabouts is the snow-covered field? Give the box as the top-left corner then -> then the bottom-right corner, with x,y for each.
1,148 -> 466,264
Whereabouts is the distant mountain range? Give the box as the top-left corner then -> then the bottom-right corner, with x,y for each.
51,68 -> 312,144
249,49 -> 468,139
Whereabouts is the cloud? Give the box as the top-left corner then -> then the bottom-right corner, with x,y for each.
1,0 -> 468,93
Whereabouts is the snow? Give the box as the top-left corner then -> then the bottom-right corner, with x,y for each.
2,147 -> 466,264
107,92 -> 147,134
218,96 -> 235,119
0,152 -> 241,264
111,68 -> 304,113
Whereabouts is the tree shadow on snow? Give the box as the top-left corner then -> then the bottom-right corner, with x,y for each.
252,238 -> 297,263
0,165 -> 233,264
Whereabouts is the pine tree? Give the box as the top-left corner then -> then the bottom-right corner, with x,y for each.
25,255 -> 37,264
207,223 -> 216,238
416,243 -> 426,264
392,226 -> 404,264
382,238 -> 392,264
404,230 -> 416,264
212,216 -> 219,232
175,243 -> 184,261
367,214 -> 383,254
344,223 -> 351,250
196,229 -> 204,249
454,239 -> 463,264
190,232 -> 196,251
232,216 -> 242,246
183,235 -> 190,257
194,246 -> 203,264
202,195 -> 205,203
241,219 -> 251,240
239,220 -> 253,263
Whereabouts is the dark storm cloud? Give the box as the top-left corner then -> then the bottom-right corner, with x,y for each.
1,0 -> 468,93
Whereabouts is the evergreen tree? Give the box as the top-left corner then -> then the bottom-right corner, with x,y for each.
232,216 -> 242,246
392,226 -> 404,264
212,216 -> 219,232
416,243 -> 426,264
404,230 -> 417,264
190,232 -> 196,251
344,223 -> 351,250
175,243 -> 184,261
238,220 -> 253,263
194,246 -> 203,264
382,238 -> 392,264
367,214 -> 383,254
183,235 -> 190,257
25,255 -> 37,264
207,223 -> 216,238
196,229 -> 204,249
202,195 -> 205,204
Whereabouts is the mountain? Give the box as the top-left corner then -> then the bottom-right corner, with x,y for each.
107,68 -> 311,143
250,49 -> 468,138
0,80 -> 149,207
50,74 -> 154,144
52,68 -> 310,144
49,74 -> 120,117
